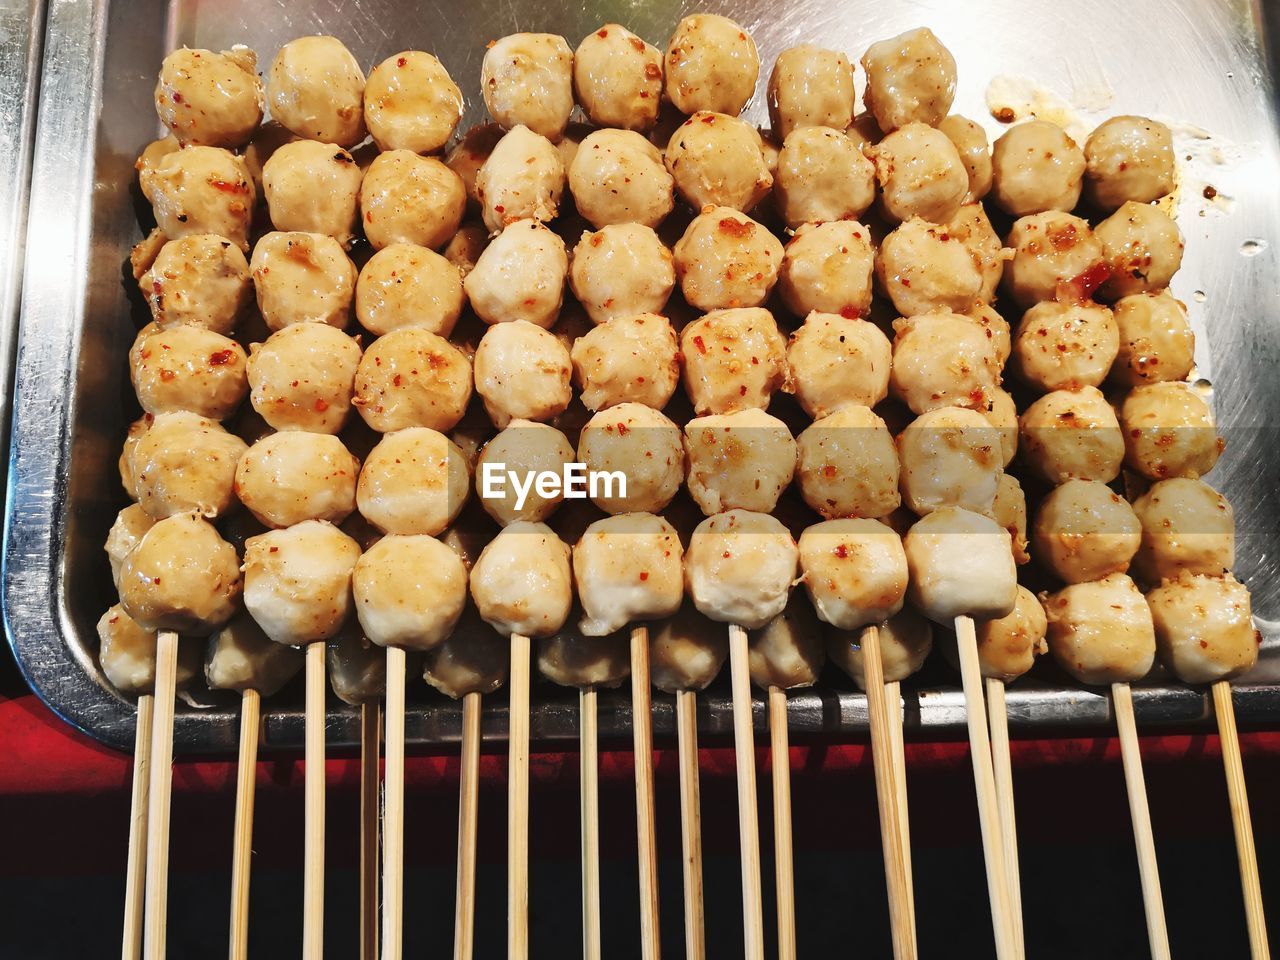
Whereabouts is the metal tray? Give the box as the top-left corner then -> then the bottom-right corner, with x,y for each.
7,0 -> 1280,753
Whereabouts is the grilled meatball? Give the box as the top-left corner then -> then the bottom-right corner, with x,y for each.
577,403 -> 684,514
352,534 -> 467,650
663,15 -> 759,117
243,520 -> 361,645
128,411 -> 247,519
680,307 -> 788,414
665,111 -> 772,212
476,420 -> 575,526
155,46 -> 263,147
1131,478 -> 1234,583
826,605 -> 933,689
890,310 -> 1002,416
939,115 -> 993,203
1033,479 -> 1140,584
1003,212 -> 1105,308
327,627 -> 387,704
250,231 -> 356,331
470,521 -> 573,637
573,512 -> 684,635
422,608 -> 510,698
261,140 -> 362,246
569,224 -> 674,325
1012,301 -> 1118,392
799,518 -> 907,630
234,432 -> 359,528
989,471 -> 1030,564
356,427 -> 469,536
767,45 -> 855,140
1019,386 -> 1124,484
353,328 -> 472,433
139,234 -> 252,334
1084,116 -> 1175,212
474,320 -> 572,428
573,24 -> 663,132
1110,291 -> 1194,387
569,129 -> 674,229
860,28 -> 956,131
649,601 -> 730,693
774,126 -> 876,228
364,50 -> 462,154
747,593 -> 825,689
1096,201 -> 1184,300
481,33 -> 575,142
898,405 -> 1003,517
130,323 -> 247,419
266,36 -> 366,146
990,120 -> 1085,216
571,313 -> 679,411
98,605 -> 200,694
787,312 -> 891,417
971,586 -> 1047,682
903,506 -> 1017,623
877,217 -> 987,316
870,122 -> 967,224
360,150 -> 466,250
984,386 -> 1020,468
355,243 -> 463,337
684,408 -> 796,515
777,221 -> 875,320
475,124 -> 565,233
464,219 -> 567,328
205,612 -> 304,695
247,323 -> 360,434
795,405 -> 900,520
148,147 -> 255,249
106,504 -> 156,590
537,616 -> 631,689
119,512 -> 242,633
1043,572 -> 1154,685
673,207 -> 783,310
1148,572 -> 1257,684
1119,382 -> 1222,480
686,510 -> 798,629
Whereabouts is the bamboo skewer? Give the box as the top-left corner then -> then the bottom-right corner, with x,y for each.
360,701 -> 381,960
767,687 -> 796,960
580,688 -> 601,960
508,632 -> 531,960
985,678 -> 1025,960
303,641 -> 326,960
885,681 -> 914,923
122,693 -> 154,960
455,691 -> 482,960
382,646 -> 407,960
631,626 -> 662,960
727,624 -> 765,960
143,629 -> 179,960
228,688 -> 261,960
675,690 -> 705,960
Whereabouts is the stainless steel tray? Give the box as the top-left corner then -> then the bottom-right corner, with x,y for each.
8,0 -> 1280,754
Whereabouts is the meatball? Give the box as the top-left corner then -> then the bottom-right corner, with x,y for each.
1148,572 -> 1257,684
130,323 -> 247,419
898,406 -> 1003,517
947,203 -> 1007,303
826,606 -> 933,689
767,45 -> 855,140
136,135 -> 180,204
261,140 -> 362,246
787,312 -> 890,418
352,535 -> 467,651
1084,116 -> 1175,212
939,115 -> 993,203
649,601 -> 730,693
798,518 -> 907,630
119,417 -> 152,501
139,233 -> 252,334
990,120 -> 1085,217
476,420 -> 575,525
475,125 -> 565,233
573,513 -> 684,635
1012,301 -> 1118,391
422,609 -> 510,698
442,221 -> 490,277
747,594 -> 825,690
795,406 -> 900,520
903,506 -> 1018,623
673,207 -> 782,311
984,386 -> 1020,469
860,28 -> 956,131
128,411 -> 246,519
686,510 -> 798,629
684,408 -> 797,515
571,312 -> 679,411
869,122 -> 967,224
356,426 -> 467,538
148,146 -> 255,249
890,310 -> 1002,416
1003,212 -> 1105,308
1120,382 -> 1222,480
234,432 -> 359,528
1033,479 -> 1140,584
99,605 -> 201,695
1132,478 -> 1234,583
989,471 -> 1029,564
470,521 -> 573,637
777,221 -> 875,320
464,219 -> 567,328
1019,386 -> 1124,484
250,231 -> 356,331
247,323 -> 360,434
1043,573 -> 1155,685
481,33 -> 575,142
205,612 -> 304,696
106,504 -> 155,589
665,111 -> 772,212
1110,292 -> 1194,387
243,520 -> 361,645
266,36 -> 366,146
680,307 -> 788,414
327,627 -> 386,704
353,328 -> 472,433
446,124 -> 504,206
577,403 -> 684,514
573,24 -> 663,132
1096,201 -> 1184,300
119,512 -> 242,633
877,217 -> 986,316
363,50 -> 463,154
971,586 -> 1047,683
774,127 -> 876,228
569,224 -> 674,325
360,150 -> 466,251
537,617 -> 631,689
155,47 -> 262,147
568,129 -> 674,229
664,15 -> 759,117
473,320 -> 572,427
355,243 -> 463,337
966,303 -> 1012,369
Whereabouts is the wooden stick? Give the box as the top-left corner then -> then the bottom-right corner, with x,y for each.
455,692 -> 482,960
229,688 -> 261,960
630,626 -> 661,960
675,690 -> 705,960
954,616 -> 1016,960
727,624 -> 764,960
303,641 -> 326,960
360,701 -> 380,960
986,678 -> 1025,960
862,626 -> 916,960
1213,680 -> 1271,959
580,688 -> 601,960
1112,682 -> 1171,960
508,633 -> 531,960
767,687 -> 796,960
122,693 -> 153,960
143,630 -> 178,960
382,646 -> 406,960
885,681 -> 914,923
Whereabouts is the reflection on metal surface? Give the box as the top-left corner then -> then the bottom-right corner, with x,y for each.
6,0 -> 1280,751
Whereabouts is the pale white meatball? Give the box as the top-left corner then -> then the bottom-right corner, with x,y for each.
473,320 -> 572,428
1149,572 -> 1257,684
422,610 -> 510,698
989,471 -> 1030,564
568,129 -> 674,229
777,221 -> 875,320
990,121 -> 1085,216
327,628 -> 386,704
767,46 -> 855,140
119,512 -> 242,633
247,323 -> 360,434
684,408 -> 796,515
475,125 -> 565,233
1084,116 -> 1175,212
537,620 -> 631,688
795,406 -> 900,520
243,520 -> 361,645
665,112 -> 772,212
261,140 -> 362,246
984,386 -> 1020,470
774,127 -> 876,228
898,406 -> 1003,517
98,605 -> 200,694
470,521 -> 573,637
890,311 -> 1001,416
1033,479 -> 1140,584
130,323 -> 247,419
573,24 -> 663,132
826,606 -> 932,688
364,50 -> 462,154
939,115 -> 992,203
680,307 -> 789,414
573,513 -> 684,636
128,411 -> 246,519
877,217 -> 986,316
1043,573 -> 1154,685
571,313 -> 679,411
445,123 -> 504,205
155,47 -> 263,147
971,586 -> 1047,682
148,146 -> 255,249
250,232 -> 355,331
352,535 -> 467,650
686,510 -> 798,629
648,602 -> 729,693
476,420 -> 575,525
357,427 -> 468,536
1132,479 -> 1234,584
481,34 -> 575,142
870,122 -> 967,224
966,303 -> 1012,369
664,15 -> 759,117
787,312 -> 890,417
353,328 -> 472,433
355,243 -> 463,337
860,28 -> 956,131
799,518 -> 907,630
673,207 -> 782,311
568,224 -> 674,325
903,506 -> 1017,623
1096,201 -> 1184,300
139,234 -> 251,334
1110,292 -> 1194,387
1012,301 -> 1118,391
747,595 -> 825,689
266,36 -> 366,146
106,504 -> 155,589
360,150 -> 466,251
205,612 -> 304,695
464,219 -> 567,328
577,403 -> 684,514
1019,386 -> 1124,484
947,203 -> 1007,303
1120,382 -> 1222,480
234,432 -> 359,528
1003,212 -> 1105,308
